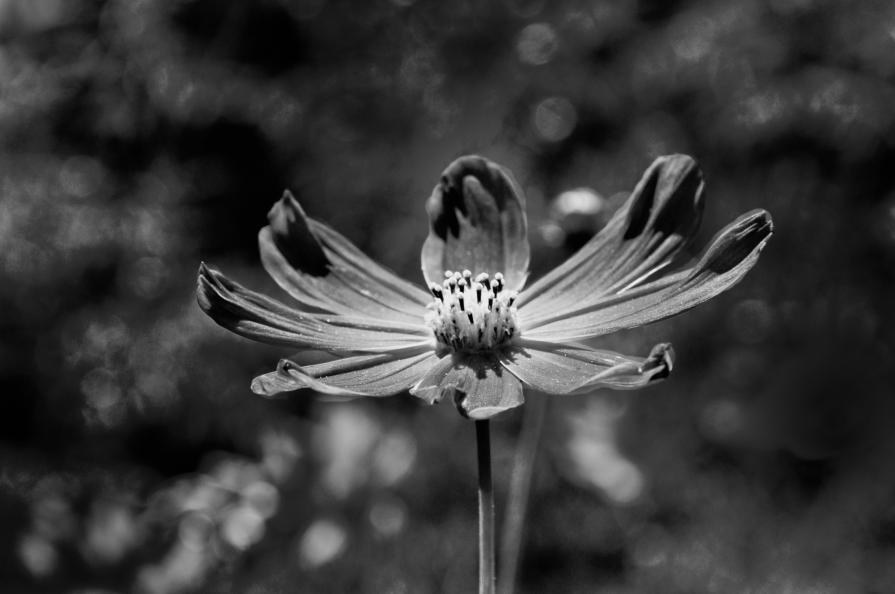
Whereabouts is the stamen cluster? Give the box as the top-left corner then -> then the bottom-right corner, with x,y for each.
426,270 -> 519,353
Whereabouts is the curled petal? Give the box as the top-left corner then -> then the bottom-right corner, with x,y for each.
521,209 -> 773,342
197,263 -> 433,353
251,362 -> 306,397
519,155 -> 704,325
501,341 -> 674,394
251,351 -> 439,397
260,191 -> 431,324
421,156 -> 530,291
410,353 -> 524,419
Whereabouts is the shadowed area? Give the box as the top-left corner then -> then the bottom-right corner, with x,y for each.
2,0 -> 895,593
423,155 -> 529,290
267,191 -> 331,278
623,155 -> 704,242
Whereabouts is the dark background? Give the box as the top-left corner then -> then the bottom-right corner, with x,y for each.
2,0 -> 895,592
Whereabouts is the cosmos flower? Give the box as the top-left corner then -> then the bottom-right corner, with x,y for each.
197,155 -> 772,420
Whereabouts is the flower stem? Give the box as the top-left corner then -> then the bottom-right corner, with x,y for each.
498,395 -> 548,594
476,419 -> 495,594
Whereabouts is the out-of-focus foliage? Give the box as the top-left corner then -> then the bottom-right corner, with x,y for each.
2,0 -> 895,592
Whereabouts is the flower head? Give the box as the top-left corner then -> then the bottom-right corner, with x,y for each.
197,155 -> 772,419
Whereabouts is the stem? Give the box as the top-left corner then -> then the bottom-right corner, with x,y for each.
476,419 -> 495,594
499,395 -> 548,594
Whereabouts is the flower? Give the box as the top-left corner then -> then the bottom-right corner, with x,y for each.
197,155 -> 772,420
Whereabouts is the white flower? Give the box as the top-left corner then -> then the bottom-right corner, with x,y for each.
198,155 -> 772,419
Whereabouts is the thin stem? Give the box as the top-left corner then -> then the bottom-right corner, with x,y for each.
476,419 -> 495,594
499,395 -> 548,594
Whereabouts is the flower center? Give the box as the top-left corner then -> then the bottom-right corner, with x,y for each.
426,270 -> 519,353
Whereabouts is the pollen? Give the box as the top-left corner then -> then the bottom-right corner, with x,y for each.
426,270 -> 519,353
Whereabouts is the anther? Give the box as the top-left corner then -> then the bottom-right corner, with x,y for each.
493,272 -> 504,293
425,270 -> 519,353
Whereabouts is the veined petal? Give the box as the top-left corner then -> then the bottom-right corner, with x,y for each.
521,209 -> 772,342
421,156 -> 530,291
409,355 -> 457,405
518,155 -> 704,325
197,263 -> 434,353
260,191 -> 431,324
251,351 -> 439,397
501,341 -> 674,394
409,352 -> 524,419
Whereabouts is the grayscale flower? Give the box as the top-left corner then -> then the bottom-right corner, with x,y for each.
197,155 -> 772,419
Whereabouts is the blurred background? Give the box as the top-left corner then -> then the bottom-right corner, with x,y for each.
2,0 -> 895,592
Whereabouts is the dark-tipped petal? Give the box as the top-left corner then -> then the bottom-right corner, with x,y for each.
197,263 -> 433,353
500,341 -> 674,394
251,351 -> 439,397
521,209 -> 773,342
421,156 -> 530,291
260,190 -> 431,324
519,155 -> 705,324
409,352 -> 524,419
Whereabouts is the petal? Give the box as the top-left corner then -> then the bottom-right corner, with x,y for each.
260,191 -> 431,324
251,351 -> 439,397
410,352 -> 524,419
197,263 -> 434,353
501,341 -> 674,394
518,155 -> 705,325
521,209 -> 773,342
421,156 -> 530,291
409,354 -> 457,405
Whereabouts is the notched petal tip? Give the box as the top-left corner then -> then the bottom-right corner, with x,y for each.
422,155 -> 530,291
692,209 -> 773,280
197,262 -> 274,326
640,342 -> 675,381
265,189 -> 330,277
196,263 -> 281,339
251,359 -> 307,398
432,155 -> 525,216
267,189 -> 306,228
196,261 -> 211,283
196,261 -> 210,302
195,262 -> 229,315
625,153 -> 705,241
